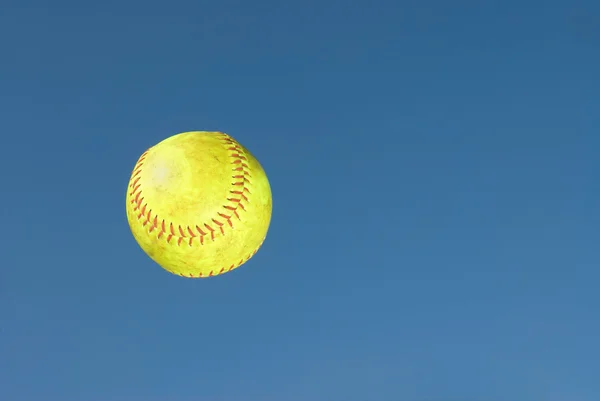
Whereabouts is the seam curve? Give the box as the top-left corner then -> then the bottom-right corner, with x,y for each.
129,133 -> 252,246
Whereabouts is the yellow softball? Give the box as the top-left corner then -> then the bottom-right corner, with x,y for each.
125,131 -> 272,278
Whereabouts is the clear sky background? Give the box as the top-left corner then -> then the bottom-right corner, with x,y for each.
1,1 -> 598,400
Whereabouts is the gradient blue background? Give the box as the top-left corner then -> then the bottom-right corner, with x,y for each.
1,0 -> 598,400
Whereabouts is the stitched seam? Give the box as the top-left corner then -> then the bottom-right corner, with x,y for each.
128,133 -> 258,276
174,238 -> 264,278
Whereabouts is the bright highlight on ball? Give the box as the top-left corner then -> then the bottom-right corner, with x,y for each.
126,131 -> 272,278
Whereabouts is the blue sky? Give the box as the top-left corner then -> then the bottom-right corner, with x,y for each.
1,0 -> 598,400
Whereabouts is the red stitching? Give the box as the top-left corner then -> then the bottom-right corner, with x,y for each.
128,132 -> 261,277
174,237 -> 264,278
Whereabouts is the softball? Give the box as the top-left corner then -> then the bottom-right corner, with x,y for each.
125,131 -> 272,278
